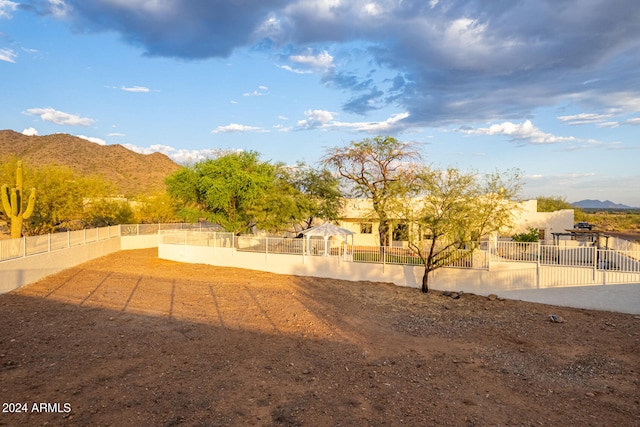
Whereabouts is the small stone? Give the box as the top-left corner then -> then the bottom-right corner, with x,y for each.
585,392 -> 596,397
549,314 -> 565,323
487,294 -> 498,301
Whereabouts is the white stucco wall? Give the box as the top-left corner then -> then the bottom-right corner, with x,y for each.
159,243 -> 640,314
510,200 -> 574,242
0,237 -> 121,293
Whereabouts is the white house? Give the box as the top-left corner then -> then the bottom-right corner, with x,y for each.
337,198 -> 574,246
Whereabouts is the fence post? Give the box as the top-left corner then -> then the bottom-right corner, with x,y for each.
265,237 -> 269,261
382,246 -> 386,273
536,242 -> 541,288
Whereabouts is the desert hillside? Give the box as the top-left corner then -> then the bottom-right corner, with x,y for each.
0,130 -> 181,196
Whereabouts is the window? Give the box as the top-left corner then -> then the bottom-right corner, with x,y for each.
360,223 -> 372,234
538,228 -> 545,241
393,223 -> 409,241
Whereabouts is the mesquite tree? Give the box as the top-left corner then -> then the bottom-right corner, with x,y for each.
322,136 -> 420,246
404,168 -> 522,293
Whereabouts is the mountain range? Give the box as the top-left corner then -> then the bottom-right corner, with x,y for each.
572,199 -> 636,209
0,130 -> 181,196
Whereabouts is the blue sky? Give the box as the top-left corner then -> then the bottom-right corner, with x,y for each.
1,0 -> 639,206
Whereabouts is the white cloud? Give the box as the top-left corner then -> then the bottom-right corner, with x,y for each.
24,107 -> 95,126
47,0 -> 69,18
254,15 -> 281,39
122,143 -> 236,164
76,134 -> 106,145
557,113 -> 614,125
364,2 -> 382,16
297,110 -> 410,132
108,132 -> 126,137
211,123 -> 267,134
0,0 -> 17,19
21,127 -> 39,136
277,64 -> 312,74
121,85 -> 150,93
272,124 -> 292,132
289,50 -> 334,72
297,109 -> 335,128
0,48 -> 16,63
596,116 -> 640,128
243,85 -> 268,97
459,120 -> 576,144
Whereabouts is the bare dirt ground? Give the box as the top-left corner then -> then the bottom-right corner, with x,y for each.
1,248 -> 639,426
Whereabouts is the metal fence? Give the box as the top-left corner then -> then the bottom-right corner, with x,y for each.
0,226 -> 121,262
159,231 -> 490,270
0,223 -> 217,263
158,231 -> 640,274
7,224 -> 634,274
492,241 -> 640,273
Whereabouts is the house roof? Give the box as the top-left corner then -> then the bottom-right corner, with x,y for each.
299,222 -> 355,237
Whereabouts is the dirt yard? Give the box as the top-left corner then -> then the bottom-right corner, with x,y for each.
1,248 -> 638,426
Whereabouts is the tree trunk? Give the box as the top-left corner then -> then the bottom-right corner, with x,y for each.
378,218 -> 389,247
421,268 -> 429,293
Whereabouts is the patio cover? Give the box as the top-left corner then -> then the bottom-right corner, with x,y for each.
299,223 -> 355,255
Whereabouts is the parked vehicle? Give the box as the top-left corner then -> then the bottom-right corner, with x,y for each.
574,222 -> 592,230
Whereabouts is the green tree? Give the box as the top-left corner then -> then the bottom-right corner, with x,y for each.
403,168 -> 521,293
166,151 -> 303,234
24,165 -> 115,234
1,159 -> 135,235
82,198 -> 135,227
135,192 -> 180,224
322,136 -> 420,246
512,227 -> 540,242
289,163 -> 343,231
537,195 -> 585,221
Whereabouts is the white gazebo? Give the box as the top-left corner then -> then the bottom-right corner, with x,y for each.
299,222 -> 355,256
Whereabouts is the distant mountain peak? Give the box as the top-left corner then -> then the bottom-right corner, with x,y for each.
0,129 -> 181,196
572,199 -> 635,209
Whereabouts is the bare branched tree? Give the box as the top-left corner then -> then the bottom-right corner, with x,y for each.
322,136 -> 421,246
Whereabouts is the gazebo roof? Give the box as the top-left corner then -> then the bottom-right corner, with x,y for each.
299,222 -> 355,237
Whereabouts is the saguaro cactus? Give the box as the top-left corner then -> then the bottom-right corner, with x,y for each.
1,161 -> 36,238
